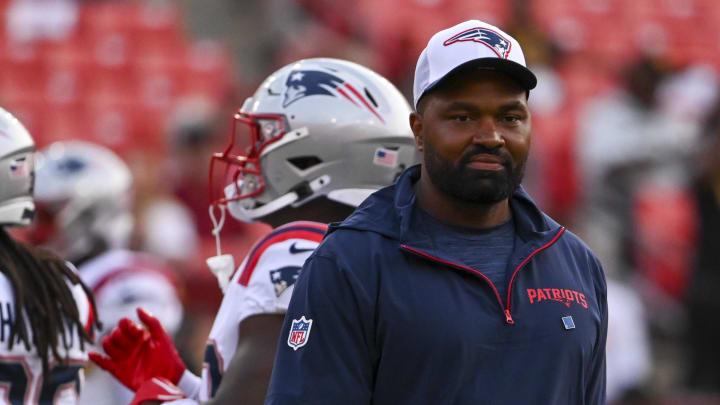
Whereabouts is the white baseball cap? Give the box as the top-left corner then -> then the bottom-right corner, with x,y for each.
413,20 -> 537,110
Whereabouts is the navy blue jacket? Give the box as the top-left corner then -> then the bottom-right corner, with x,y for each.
267,165 -> 607,405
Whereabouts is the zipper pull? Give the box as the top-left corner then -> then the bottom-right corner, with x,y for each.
504,309 -> 515,325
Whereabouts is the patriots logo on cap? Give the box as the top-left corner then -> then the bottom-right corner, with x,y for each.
282,70 -> 385,123
443,27 -> 512,59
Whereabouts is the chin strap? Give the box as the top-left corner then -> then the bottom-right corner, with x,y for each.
206,205 -> 235,294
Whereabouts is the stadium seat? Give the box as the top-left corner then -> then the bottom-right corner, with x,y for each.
77,1 -> 140,34
530,110 -> 580,219
0,0 -> 233,158
0,48 -> 46,104
557,58 -> 617,107
177,40 -> 234,101
41,103 -> 91,147
633,185 -> 696,300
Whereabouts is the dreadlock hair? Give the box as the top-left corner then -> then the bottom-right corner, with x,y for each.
0,227 -> 101,375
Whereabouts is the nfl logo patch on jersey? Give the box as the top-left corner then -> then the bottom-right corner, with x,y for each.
287,316 -> 313,351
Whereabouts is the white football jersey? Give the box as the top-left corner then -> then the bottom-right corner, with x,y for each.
199,221 -> 327,401
77,250 -> 184,405
0,269 -> 93,405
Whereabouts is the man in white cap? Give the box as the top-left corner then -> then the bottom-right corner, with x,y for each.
266,20 -> 607,404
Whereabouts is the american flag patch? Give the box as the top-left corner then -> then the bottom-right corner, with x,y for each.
9,157 -> 29,178
373,148 -> 398,168
562,316 -> 575,330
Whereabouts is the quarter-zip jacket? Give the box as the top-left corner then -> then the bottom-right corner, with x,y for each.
267,165 -> 607,405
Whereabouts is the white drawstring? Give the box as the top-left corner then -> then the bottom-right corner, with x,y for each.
209,204 -> 226,257
207,204 -> 235,293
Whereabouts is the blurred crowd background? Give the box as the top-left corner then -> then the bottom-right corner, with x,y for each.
2,0 -> 720,404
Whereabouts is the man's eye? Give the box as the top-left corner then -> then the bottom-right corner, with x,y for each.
502,115 -> 521,124
452,115 -> 470,122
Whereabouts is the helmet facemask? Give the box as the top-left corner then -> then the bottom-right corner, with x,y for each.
209,111 -> 295,222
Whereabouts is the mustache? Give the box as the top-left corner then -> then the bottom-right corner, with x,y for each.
457,146 -> 513,169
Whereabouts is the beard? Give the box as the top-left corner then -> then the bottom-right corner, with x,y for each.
424,142 -> 526,205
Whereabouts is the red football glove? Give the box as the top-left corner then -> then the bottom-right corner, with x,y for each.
129,377 -> 186,405
89,307 -> 186,391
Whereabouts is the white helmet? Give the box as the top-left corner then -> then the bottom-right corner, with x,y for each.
209,58 -> 419,222
31,141 -> 133,263
0,107 -> 35,227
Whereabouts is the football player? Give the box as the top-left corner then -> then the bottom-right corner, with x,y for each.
91,57 -> 418,404
28,141 -> 184,405
0,107 -> 100,404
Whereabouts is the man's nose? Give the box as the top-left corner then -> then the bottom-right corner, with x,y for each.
471,117 -> 504,148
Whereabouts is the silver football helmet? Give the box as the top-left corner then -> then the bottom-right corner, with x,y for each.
31,141 -> 133,263
209,58 -> 418,222
0,107 -> 35,227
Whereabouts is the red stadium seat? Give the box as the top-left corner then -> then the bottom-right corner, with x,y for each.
41,103 -> 92,147
85,100 -> 139,156
132,31 -> 186,71
0,0 -> 231,160
137,71 -> 176,111
132,0 -> 183,42
557,57 -> 617,107
530,0 -> 587,32
0,45 -> 46,104
85,99 -> 167,157
84,64 -> 137,107
85,31 -> 134,68
529,110 -> 581,219
77,0 -> 182,46
176,40 -> 234,101
77,1 -> 140,34
633,185 -> 697,300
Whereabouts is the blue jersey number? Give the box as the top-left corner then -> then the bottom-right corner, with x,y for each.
0,359 -> 83,404
0,361 -> 29,403
204,342 -> 223,398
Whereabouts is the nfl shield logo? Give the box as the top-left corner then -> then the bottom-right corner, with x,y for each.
287,316 -> 313,351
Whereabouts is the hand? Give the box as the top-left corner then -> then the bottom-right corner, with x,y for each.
129,377 -> 186,405
90,307 -> 186,391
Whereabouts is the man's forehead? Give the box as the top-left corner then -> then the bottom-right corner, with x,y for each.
416,69 -> 528,114
438,68 -> 526,95
429,76 -> 528,108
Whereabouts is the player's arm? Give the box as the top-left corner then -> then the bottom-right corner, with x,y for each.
128,315 -> 284,405
265,254 -> 375,405
204,314 -> 285,405
585,258 -> 608,404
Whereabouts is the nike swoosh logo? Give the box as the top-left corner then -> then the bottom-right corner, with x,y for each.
289,242 -> 314,254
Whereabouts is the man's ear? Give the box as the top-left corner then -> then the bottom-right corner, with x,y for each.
409,112 -> 424,152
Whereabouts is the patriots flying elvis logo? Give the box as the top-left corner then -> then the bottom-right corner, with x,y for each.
282,70 -> 384,123
269,265 -> 301,297
57,158 -> 86,174
443,27 -> 512,59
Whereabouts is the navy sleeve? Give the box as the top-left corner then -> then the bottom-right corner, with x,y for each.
585,258 -> 608,404
265,253 -> 375,405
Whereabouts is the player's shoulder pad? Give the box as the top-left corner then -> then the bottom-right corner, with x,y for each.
80,249 -> 177,295
235,221 -> 327,286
